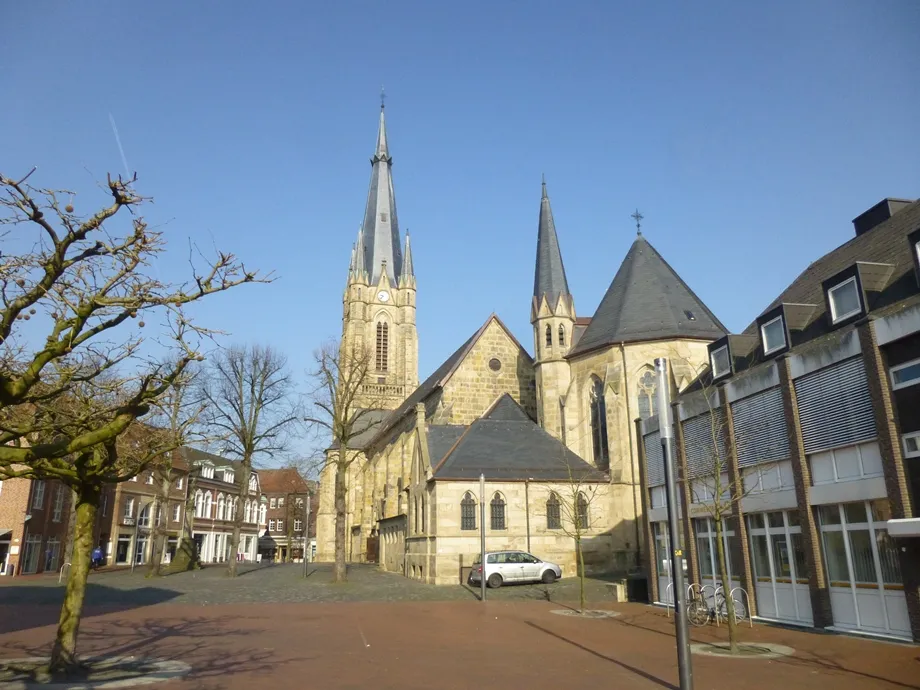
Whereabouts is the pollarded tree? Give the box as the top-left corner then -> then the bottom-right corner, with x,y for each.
0,170 -> 268,674
200,344 -> 298,576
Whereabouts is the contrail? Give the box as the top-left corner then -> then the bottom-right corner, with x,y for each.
108,113 -> 131,175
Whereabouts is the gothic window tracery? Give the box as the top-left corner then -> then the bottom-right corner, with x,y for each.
558,324 -> 566,347
375,322 -> 389,371
545,324 -> 552,349
546,493 -> 561,529
589,376 -> 610,468
490,492 -> 506,530
637,369 -> 658,420
461,491 -> 476,531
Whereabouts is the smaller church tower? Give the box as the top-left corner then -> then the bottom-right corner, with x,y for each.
531,179 -> 575,439
341,102 -> 418,410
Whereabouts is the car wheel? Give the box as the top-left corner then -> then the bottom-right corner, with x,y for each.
541,570 -> 557,584
487,573 -> 503,589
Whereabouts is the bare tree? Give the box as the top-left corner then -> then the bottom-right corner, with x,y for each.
304,339 -> 385,583
201,344 -> 297,577
0,170 -> 267,674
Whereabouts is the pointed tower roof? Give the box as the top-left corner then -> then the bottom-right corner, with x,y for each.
401,232 -> 414,278
533,178 -> 571,310
568,235 -> 726,356
359,104 -> 403,284
351,225 -> 368,281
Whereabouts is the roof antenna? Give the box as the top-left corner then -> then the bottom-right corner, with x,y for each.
631,209 -> 644,236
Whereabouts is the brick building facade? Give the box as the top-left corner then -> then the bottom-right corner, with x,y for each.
637,197 -> 920,642
0,477 -> 73,576
257,469 -> 315,563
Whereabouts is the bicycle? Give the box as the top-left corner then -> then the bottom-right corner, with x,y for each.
687,584 -> 748,627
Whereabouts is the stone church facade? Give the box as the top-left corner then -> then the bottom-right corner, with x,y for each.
315,105 -> 727,583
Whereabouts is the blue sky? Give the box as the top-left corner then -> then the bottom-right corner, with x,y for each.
3,1 -> 919,456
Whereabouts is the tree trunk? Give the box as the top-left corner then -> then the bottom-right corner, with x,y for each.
146,486 -> 166,577
333,462 -> 347,582
576,534 -> 586,613
62,486 -> 79,567
714,513 -> 739,652
226,462 -> 251,577
170,472 -> 199,572
49,484 -> 99,674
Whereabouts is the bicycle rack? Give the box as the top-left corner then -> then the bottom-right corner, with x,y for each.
666,583 -> 698,619
58,562 -> 72,584
730,586 -> 753,628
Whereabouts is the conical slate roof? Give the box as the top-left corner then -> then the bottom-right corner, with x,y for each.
568,235 -> 726,356
533,179 -> 571,308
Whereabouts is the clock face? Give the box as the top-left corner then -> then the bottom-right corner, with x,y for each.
377,291 -> 390,302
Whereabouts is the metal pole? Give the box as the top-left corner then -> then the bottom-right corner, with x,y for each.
655,358 -> 694,690
479,473 -> 486,602
303,492 -> 311,578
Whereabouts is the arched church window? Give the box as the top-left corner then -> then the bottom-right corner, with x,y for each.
460,492 -> 476,531
490,492 -> 506,530
589,376 -> 610,468
558,324 -> 566,347
545,324 -> 552,349
375,322 -> 389,372
576,492 -> 590,529
546,493 -> 561,529
637,369 -> 658,420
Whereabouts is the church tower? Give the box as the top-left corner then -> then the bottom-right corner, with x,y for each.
342,103 -> 418,410
531,179 -> 574,440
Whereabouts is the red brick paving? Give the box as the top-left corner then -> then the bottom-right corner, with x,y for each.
1,601 -> 917,689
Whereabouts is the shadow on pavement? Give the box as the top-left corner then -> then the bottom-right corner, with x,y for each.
0,583 -> 182,636
524,620 -> 678,690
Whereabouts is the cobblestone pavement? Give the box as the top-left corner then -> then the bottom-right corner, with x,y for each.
0,562 -> 619,607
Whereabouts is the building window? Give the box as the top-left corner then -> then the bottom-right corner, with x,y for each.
558,324 -> 566,347
576,492 -> 589,530
138,503 -> 152,528
490,492 -> 506,530
244,500 -> 252,523
175,477 -> 184,490
828,276 -> 862,323
278,497 -> 285,508
145,473 -> 154,485
903,431 -> 920,459
295,519 -> 303,532
269,519 -> 276,532
194,491 -> 203,518
124,497 -> 135,519
760,315 -> 786,355
173,504 -> 181,522
217,494 -> 226,521
545,324 -> 552,349
259,504 -> 267,524
277,519 -> 284,532
546,493 -> 561,529
589,376 -> 609,467
376,322 -> 389,372
204,492 -> 213,518
637,369 -> 657,420
52,485 -> 65,523
270,497 -> 277,509
31,480 -> 46,510
249,476 -> 257,492
201,465 -> 214,479
460,492 -> 477,531
129,475 -> 138,482
890,357 -> 920,391
710,345 -> 730,378
45,538 -> 61,573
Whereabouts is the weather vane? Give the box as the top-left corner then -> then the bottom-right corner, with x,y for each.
380,85 -> 386,109
631,208 -> 644,235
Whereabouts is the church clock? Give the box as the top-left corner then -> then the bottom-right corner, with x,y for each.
377,290 -> 390,302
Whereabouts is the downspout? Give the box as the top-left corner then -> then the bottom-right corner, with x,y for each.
620,344 -> 642,569
524,479 -> 531,553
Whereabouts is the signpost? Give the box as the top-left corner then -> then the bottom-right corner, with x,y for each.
479,473 -> 486,602
655,358 -> 694,690
303,492 -> 311,578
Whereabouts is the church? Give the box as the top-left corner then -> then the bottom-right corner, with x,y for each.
314,104 -> 727,584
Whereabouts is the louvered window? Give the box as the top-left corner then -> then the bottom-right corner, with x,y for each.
794,357 -> 876,454
644,431 -> 666,487
731,387 -> 789,467
682,411 -> 728,479
375,322 -> 389,372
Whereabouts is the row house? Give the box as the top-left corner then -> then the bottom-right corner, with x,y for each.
0,477 -> 73,576
257,469 -> 316,562
638,197 -> 920,642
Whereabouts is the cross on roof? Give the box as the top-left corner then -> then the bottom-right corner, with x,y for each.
631,209 -> 644,235
380,85 -> 386,109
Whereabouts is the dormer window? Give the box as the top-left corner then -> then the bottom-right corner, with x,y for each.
710,345 -> 730,379
828,276 -> 862,323
760,315 -> 786,355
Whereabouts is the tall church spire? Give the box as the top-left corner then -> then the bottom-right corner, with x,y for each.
533,177 -> 571,310
359,102 -> 403,284
399,231 -> 415,287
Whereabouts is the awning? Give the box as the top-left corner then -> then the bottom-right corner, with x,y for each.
0,529 -> 11,539
887,518 -> 920,538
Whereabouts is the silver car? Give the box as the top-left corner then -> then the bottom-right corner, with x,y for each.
468,550 -> 562,588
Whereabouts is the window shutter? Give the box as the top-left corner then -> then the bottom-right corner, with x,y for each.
794,356 -> 876,454
644,431 -> 665,487
682,411 -> 727,479
731,387 -> 789,467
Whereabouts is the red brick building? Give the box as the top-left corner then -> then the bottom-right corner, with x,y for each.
0,477 -> 73,576
257,469 -> 316,562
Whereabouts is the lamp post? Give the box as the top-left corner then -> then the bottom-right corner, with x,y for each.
479,473 -> 486,602
655,358 -> 693,690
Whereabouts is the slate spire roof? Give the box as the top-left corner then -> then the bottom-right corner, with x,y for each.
568,235 -> 726,356
359,104 -> 403,284
401,232 -> 414,279
533,178 -> 572,309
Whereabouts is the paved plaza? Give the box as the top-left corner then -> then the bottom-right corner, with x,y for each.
1,564 -> 917,689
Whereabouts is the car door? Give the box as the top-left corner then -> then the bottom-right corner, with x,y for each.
520,553 -> 543,581
496,552 -> 520,582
